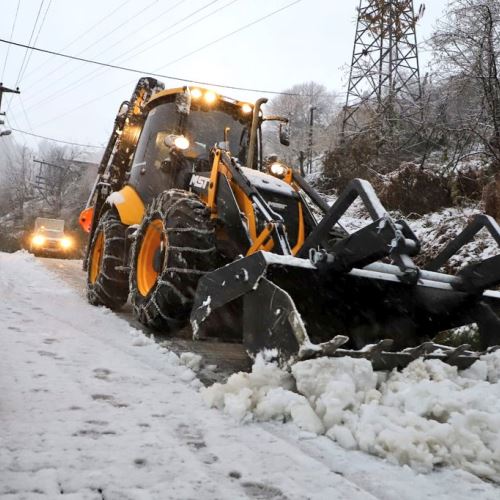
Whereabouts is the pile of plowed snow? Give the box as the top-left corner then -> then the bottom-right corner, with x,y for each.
202,352 -> 500,481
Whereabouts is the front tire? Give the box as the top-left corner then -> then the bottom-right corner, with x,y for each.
86,210 -> 129,309
130,189 -> 217,331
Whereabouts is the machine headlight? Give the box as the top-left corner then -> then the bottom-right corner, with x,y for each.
165,134 -> 190,150
191,88 -> 202,100
173,135 -> 190,150
32,234 -> 45,246
60,237 -> 72,249
241,103 -> 252,114
204,90 -> 217,104
269,162 -> 288,178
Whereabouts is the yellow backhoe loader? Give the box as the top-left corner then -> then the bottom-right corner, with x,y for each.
80,77 -> 500,370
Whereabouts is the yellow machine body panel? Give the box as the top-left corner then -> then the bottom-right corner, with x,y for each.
111,185 -> 145,226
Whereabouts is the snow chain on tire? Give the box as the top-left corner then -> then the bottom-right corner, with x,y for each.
86,210 -> 129,309
130,189 -> 217,331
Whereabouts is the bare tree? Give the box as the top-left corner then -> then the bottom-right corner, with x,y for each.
431,0 -> 500,167
0,143 -> 34,215
34,143 -> 87,215
264,82 -> 340,169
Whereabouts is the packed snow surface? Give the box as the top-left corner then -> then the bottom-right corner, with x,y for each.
1,251 -> 500,499
203,352 -> 500,482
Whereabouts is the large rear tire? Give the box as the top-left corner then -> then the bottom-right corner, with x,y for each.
129,189 -> 217,331
86,210 -> 129,309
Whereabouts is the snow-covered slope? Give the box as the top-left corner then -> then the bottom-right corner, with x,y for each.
1,251 -> 499,499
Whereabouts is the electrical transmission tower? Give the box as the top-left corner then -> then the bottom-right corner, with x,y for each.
342,0 -> 424,138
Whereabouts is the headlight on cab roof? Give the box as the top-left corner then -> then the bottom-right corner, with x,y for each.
191,88 -> 202,99
241,103 -> 252,114
204,90 -> 217,104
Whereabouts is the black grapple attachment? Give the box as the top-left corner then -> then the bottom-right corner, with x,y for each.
191,178 -> 500,370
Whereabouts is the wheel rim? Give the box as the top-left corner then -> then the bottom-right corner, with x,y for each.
137,219 -> 165,296
89,231 -> 104,284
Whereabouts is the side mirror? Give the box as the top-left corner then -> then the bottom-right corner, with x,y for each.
175,87 -> 191,115
279,122 -> 290,146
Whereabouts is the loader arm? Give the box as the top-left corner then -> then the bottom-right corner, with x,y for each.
219,152 -> 292,255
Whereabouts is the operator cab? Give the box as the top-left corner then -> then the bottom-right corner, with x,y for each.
128,87 -> 255,204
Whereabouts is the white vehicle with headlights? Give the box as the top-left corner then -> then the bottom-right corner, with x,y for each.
30,217 -> 73,257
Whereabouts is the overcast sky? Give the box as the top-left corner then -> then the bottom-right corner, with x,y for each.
0,0 -> 447,155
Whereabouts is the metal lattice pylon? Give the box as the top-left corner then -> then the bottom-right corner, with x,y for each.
342,0 -> 423,137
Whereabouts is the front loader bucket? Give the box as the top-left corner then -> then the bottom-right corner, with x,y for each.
191,251 -> 500,370
191,179 -> 500,370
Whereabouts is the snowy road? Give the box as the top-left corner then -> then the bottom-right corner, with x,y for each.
38,257 -> 251,385
1,251 -> 499,499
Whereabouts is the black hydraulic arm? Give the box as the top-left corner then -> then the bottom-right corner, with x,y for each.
291,170 -> 330,214
297,179 -> 420,278
426,214 -> 500,271
426,214 -> 500,294
220,152 -> 292,255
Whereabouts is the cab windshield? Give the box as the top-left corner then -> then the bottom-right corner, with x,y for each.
132,101 -> 249,172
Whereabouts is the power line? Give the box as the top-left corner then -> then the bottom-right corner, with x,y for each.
12,0 -> 153,110
20,0 -> 237,115
4,0 -> 45,117
20,0 -> 193,110
15,0 -> 53,134
13,0 -> 45,88
1,0 -> 21,81
164,0 -> 304,69
0,0 -> 305,98
11,127 -> 104,149
21,0 -> 134,83
17,0 -> 53,84
9,0 -> 305,146
31,0 -> 306,131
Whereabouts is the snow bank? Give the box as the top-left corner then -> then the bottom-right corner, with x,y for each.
203,353 -> 500,481
202,352 -> 324,433
180,352 -> 202,371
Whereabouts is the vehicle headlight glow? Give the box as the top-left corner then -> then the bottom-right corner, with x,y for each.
269,162 -> 287,178
191,88 -> 202,99
204,90 -> 217,104
60,237 -> 72,249
32,234 -> 45,246
174,135 -> 190,150
241,103 -> 252,114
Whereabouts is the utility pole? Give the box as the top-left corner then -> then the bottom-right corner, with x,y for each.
0,82 -> 20,116
307,106 -> 316,173
0,83 -> 20,137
